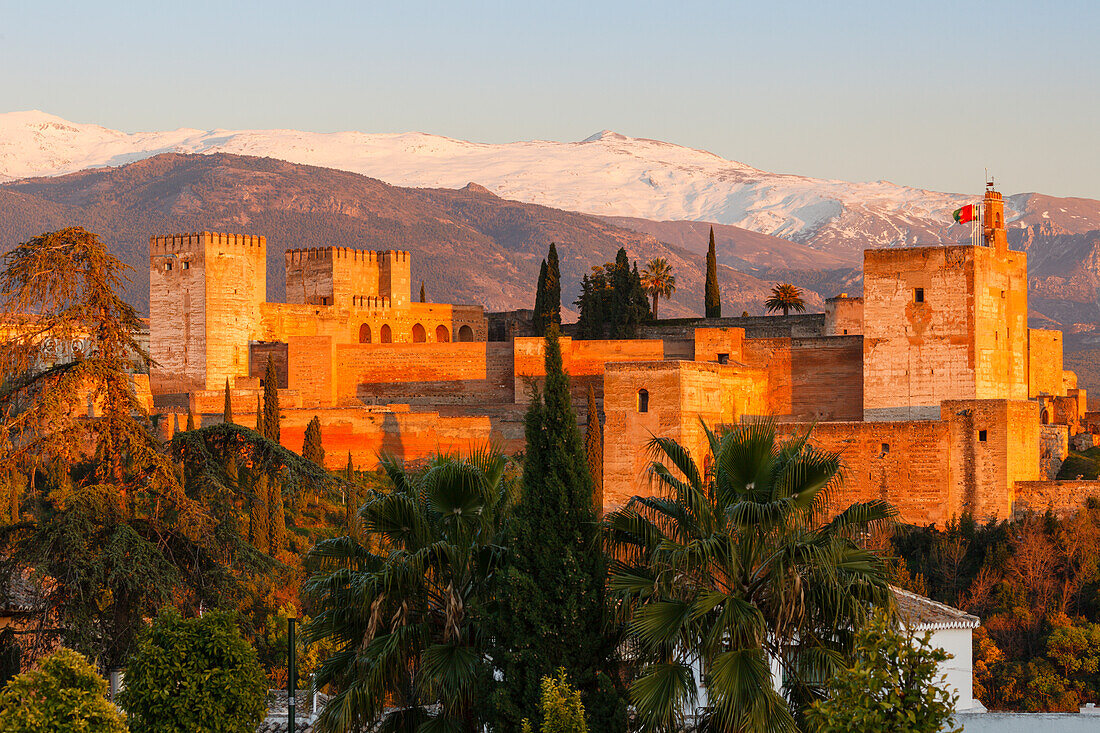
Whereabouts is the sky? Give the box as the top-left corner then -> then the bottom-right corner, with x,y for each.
2,0 -> 1098,198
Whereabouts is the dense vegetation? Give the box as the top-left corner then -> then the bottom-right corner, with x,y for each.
575,247 -> 652,338
887,505 -> 1100,711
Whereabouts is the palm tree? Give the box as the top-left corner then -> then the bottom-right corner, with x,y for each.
605,418 -> 895,732
640,258 -> 677,320
765,283 -> 806,317
303,448 -> 515,733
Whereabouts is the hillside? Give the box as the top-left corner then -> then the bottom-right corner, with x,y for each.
0,153 -> 817,317
5,111 -> 1099,260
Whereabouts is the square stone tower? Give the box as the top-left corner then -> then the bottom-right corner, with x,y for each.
149,232 -> 267,390
284,247 -> 410,308
862,188 -> 1028,420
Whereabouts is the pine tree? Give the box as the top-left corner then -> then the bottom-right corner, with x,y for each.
545,243 -> 562,331
419,281 -> 426,303
584,386 -> 603,511
532,259 -> 549,335
490,328 -> 625,731
222,378 -> 233,425
705,226 -> 721,318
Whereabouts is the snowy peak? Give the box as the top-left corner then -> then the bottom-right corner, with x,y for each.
0,111 -> 1096,254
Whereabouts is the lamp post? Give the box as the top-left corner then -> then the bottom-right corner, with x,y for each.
288,616 -> 296,733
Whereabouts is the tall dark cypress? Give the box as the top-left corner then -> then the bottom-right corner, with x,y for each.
584,385 -> 603,511
489,328 -> 625,731
419,281 -> 426,303
705,226 -> 722,318
532,258 -> 549,335
261,360 -> 285,552
223,378 -> 233,425
545,243 -> 562,330
343,451 -> 359,542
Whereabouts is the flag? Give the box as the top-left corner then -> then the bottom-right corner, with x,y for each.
953,204 -> 979,225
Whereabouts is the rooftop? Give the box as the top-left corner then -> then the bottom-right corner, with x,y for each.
892,586 -> 980,631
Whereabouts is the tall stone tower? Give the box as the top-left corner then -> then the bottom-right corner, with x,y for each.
284,247 -> 411,308
862,187 -> 1028,420
149,232 -> 267,390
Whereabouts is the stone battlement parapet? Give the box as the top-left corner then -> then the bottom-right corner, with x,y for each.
149,232 -> 265,255
284,247 -> 409,263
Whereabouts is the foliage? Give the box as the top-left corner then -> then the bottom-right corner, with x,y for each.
489,329 -> 625,731
765,283 -> 807,316
223,378 -> 234,424
0,228 -> 254,668
705,227 -> 721,318
584,385 -> 603,507
261,361 -> 286,553
522,668 -> 589,733
889,504 -> 1100,711
640,257 -> 676,320
300,416 -> 324,512
303,448 -> 515,732
807,610 -> 961,733
532,244 -> 562,337
0,647 -> 127,733
606,418 -> 896,731
574,248 -> 650,339
118,608 -> 266,733
420,280 -> 426,303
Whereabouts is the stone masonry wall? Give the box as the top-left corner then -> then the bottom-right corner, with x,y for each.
1029,328 -> 1065,397
513,337 -> 667,404
1014,480 -> 1100,517
334,342 -> 515,406
741,336 -> 863,421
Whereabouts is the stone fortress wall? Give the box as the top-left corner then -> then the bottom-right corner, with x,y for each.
148,186 -> 1097,525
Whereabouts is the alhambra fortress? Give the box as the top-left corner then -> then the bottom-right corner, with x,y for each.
146,187 -> 1100,525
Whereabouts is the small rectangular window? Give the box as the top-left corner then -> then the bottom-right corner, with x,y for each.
181,261 -> 190,270
978,430 -> 987,442
165,261 -> 173,271
914,288 -> 924,303
881,443 -> 890,454
717,353 -> 730,365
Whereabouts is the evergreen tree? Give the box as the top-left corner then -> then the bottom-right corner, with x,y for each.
262,360 -> 280,445
705,226 -> 721,318
532,259 -> 549,335
248,474 -> 269,554
574,274 -> 603,339
419,281 -> 426,303
186,410 -> 195,431
343,451 -> 359,542
545,243 -> 562,331
254,394 -> 263,433
584,386 -> 603,510
490,328 -> 625,731
303,416 -> 324,467
222,378 -> 233,425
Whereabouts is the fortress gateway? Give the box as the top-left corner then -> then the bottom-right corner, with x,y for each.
148,186 -> 1098,526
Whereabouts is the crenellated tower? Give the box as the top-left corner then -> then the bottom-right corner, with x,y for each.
284,247 -> 410,308
149,232 -> 267,390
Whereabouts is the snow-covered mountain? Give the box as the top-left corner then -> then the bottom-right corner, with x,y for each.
2,110 -> 1095,260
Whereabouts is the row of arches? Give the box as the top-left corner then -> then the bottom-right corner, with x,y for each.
358,323 -> 475,344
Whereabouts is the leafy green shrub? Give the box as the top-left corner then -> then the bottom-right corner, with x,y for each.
522,668 -> 588,733
0,647 -> 127,732
118,608 -> 266,733
1057,450 -> 1100,480
807,610 -> 960,733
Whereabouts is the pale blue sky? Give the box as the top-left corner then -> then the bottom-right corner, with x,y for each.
2,0 -> 1097,198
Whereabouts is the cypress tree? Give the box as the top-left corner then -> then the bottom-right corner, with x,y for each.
262,360 -> 280,445
223,378 -> 233,425
532,259 -> 549,335
254,394 -> 263,433
584,385 -> 603,511
705,226 -> 722,318
489,328 -> 625,731
343,451 -> 359,541
303,416 -> 324,466
419,281 -> 426,303
185,410 -> 195,431
546,243 -> 562,330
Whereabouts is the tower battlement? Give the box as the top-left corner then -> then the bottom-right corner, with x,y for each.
150,232 -> 266,256
284,247 -> 409,264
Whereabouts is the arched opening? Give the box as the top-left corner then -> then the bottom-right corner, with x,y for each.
637,389 -> 649,413
458,325 -> 474,342
358,323 -> 372,344
435,325 -> 450,343
1041,409 -> 1050,425
412,323 -> 426,343
380,324 -> 392,343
